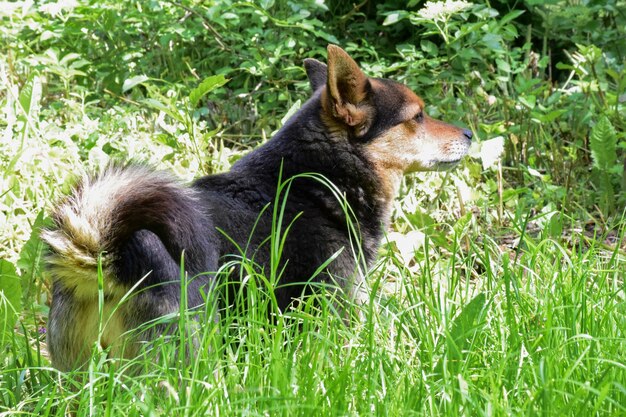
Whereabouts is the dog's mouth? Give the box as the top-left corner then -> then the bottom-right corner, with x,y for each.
432,141 -> 470,171
433,159 -> 463,171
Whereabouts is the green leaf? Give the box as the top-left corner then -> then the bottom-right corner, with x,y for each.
546,212 -> 563,239
18,74 -> 35,116
122,75 -> 150,93
17,211 -> 49,303
141,98 -> 185,123
453,212 -> 473,237
154,133 -> 180,149
383,11 -> 408,26
420,40 -> 439,56
435,293 -> 488,374
537,109 -> 567,123
481,33 -> 503,51
500,9 -> 525,25
596,171 -> 614,216
448,293 -> 487,358
310,29 -> 339,45
518,95 -> 536,110
590,115 -> 617,216
0,260 -> 21,347
590,115 -> 617,171
59,52 -> 81,66
189,75 -> 229,108
18,73 -> 42,120
496,58 -> 511,74
280,100 -> 301,127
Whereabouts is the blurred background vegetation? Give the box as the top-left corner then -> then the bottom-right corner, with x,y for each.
2,0 -> 624,214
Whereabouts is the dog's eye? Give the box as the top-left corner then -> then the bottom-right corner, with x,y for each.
414,111 -> 424,122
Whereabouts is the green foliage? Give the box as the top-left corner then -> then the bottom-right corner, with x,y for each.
0,260 -> 21,348
188,74 -> 229,108
436,292 -> 488,375
2,0 -> 626,415
591,116 -> 618,172
17,212 -> 48,306
137,75 -> 229,172
590,115 -> 621,216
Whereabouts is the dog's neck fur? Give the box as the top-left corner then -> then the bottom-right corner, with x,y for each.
228,91 -> 392,259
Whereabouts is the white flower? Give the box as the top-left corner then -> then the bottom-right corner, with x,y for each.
418,0 -> 472,21
39,0 -> 78,17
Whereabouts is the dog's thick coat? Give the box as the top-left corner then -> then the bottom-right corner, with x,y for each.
43,45 -> 472,370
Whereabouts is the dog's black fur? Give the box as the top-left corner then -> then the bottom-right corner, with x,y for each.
43,45 -> 472,370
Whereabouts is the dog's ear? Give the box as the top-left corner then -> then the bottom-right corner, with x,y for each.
325,45 -> 371,130
304,58 -> 327,91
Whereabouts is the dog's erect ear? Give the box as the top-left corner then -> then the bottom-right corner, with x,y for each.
304,58 -> 327,91
326,45 -> 371,129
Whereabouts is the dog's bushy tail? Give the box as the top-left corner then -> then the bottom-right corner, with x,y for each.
42,164 -> 217,298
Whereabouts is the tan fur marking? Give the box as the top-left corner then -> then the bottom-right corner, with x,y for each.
70,297 -> 134,361
66,278 -> 179,364
365,123 -> 414,214
364,108 -> 471,214
398,102 -> 422,122
397,84 -> 425,121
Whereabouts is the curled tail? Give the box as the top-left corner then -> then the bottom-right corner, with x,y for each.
42,164 -> 218,298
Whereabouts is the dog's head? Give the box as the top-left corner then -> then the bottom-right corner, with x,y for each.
304,45 -> 472,178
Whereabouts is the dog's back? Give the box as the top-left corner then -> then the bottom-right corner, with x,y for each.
193,92 -> 387,307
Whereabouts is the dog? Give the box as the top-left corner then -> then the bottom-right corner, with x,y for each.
42,45 -> 472,370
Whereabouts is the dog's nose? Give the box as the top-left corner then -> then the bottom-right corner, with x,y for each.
462,128 -> 473,141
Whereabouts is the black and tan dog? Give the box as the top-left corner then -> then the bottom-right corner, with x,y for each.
42,45 -> 472,370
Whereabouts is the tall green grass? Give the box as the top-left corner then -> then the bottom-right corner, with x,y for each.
2,216 -> 625,415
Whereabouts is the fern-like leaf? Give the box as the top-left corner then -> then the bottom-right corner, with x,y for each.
590,115 -> 617,171
590,116 -> 617,216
